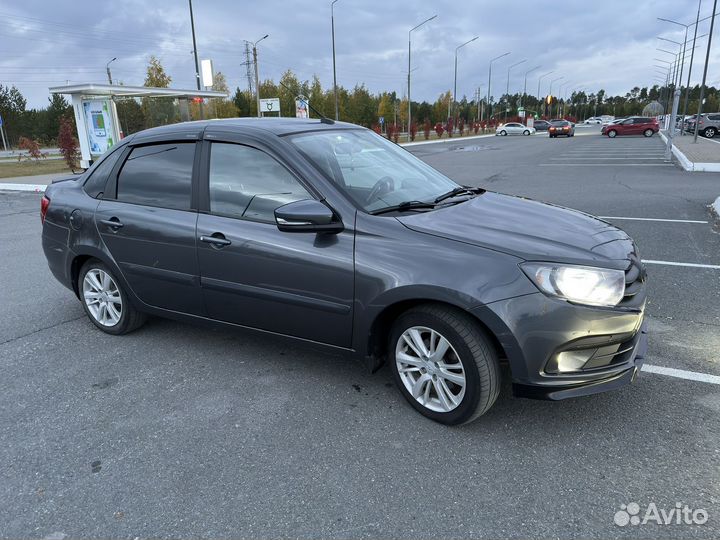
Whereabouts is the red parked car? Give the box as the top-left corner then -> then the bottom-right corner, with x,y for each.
602,117 -> 659,138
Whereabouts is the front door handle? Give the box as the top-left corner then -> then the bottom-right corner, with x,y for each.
200,234 -> 231,247
99,218 -> 124,230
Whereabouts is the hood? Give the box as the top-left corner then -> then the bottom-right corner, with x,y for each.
396,192 -> 634,268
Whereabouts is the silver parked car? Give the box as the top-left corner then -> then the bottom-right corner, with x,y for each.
496,122 -> 535,136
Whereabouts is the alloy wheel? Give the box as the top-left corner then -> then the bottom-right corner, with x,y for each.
83,268 -> 123,327
395,326 -> 466,413
706,128 -> 716,138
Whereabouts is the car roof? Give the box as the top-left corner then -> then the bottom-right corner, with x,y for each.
126,117 -> 362,143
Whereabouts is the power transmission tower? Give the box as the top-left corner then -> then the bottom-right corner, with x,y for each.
239,41 -> 255,95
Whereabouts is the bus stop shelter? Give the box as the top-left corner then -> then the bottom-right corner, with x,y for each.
49,83 -> 227,168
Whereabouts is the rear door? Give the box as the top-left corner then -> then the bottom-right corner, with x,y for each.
195,137 -> 355,347
95,141 -> 203,314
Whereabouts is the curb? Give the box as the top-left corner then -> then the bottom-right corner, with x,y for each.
400,133 -> 496,147
711,196 -> 720,224
659,131 -> 720,172
0,183 -> 47,192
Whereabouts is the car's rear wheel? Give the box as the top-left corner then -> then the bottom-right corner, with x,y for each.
500,130 -> 507,136
643,129 -> 654,137
80,260 -> 146,335
607,130 -> 617,138
389,305 -> 500,425
704,127 -> 716,138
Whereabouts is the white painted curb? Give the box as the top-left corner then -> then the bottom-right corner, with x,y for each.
400,133 -> 496,147
0,183 -> 47,192
659,131 -> 720,172
711,196 -> 720,221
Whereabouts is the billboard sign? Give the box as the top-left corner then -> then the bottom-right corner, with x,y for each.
260,98 -> 281,115
201,59 -> 214,88
295,96 -> 309,118
82,99 -> 116,156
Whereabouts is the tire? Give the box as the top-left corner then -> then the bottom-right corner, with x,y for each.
643,129 -> 654,137
389,304 -> 500,425
79,260 -> 146,335
523,130 -> 530,136
607,130 -> 617,138
549,134 -> 555,138
500,130 -> 507,136
704,127 -> 716,138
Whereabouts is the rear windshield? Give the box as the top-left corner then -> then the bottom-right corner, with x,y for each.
550,120 -> 569,126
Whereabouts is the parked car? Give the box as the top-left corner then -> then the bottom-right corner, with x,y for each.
688,113 -> 720,138
532,120 -> 551,131
496,122 -> 535,136
601,116 -> 659,138
41,118 -> 647,425
548,120 -> 575,137
584,117 -> 602,124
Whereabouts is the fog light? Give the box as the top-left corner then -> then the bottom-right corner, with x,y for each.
553,350 -> 595,373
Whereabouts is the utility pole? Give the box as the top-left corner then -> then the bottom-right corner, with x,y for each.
106,57 -> 116,85
251,35 -> 269,119
505,59 -> 526,121
453,36 -> 478,122
331,0 -> 340,120
188,0 -> 204,119
407,15 -> 436,141
487,52 -> 510,124
694,0 -> 717,142
682,0 -> 703,127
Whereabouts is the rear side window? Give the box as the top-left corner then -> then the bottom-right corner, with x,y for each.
708,114 -> 720,121
208,142 -> 311,223
116,143 -> 195,210
83,148 -> 121,198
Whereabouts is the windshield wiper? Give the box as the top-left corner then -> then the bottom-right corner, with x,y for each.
369,200 -> 437,215
434,186 -> 481,204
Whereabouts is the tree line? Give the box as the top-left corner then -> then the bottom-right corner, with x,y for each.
1,56 -> 718,147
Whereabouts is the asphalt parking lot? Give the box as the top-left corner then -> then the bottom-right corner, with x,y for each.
1,127 -> 719,539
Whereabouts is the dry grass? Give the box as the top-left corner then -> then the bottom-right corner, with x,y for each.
0,159 -> 75,179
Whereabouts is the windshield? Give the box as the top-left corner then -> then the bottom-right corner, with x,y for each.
289,129 -> 459,213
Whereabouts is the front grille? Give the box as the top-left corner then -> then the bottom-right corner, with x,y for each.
618,251 -> 646,309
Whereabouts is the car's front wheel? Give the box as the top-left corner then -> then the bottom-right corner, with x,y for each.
79,260 -> 146,335
607,130 -> 617,138
643,129 -> 654,137
500,130 -> 507,136
389,305 -> 500,425
523,130 -> 530,136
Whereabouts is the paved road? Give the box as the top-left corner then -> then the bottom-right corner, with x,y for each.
1,130 -> 718,539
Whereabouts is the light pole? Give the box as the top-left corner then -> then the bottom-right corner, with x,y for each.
252,34 -> 269,118
188,0 -> 204,119
658,18 -> 690,133
558,82 -> 571,117
681,0 -> 703,126
453,36 -> 479,121
106,57 -> 116,85
487,51 -> 510,123
694,0 -> 717,142
407,14 -> 437,141
522,65 -> 541,105
504,59 -> 526,121
537,70 -> 554,101
331,0 -> 340,120
548,77 -> 563,117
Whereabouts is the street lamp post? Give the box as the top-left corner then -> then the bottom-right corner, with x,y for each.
188,0 -> 203,119
537,70 -> 554,101
657,36 -> 684,89
504,59 -> 526,121
407,14 -> 437,141
487,52 -> 510,123
453,36 -> 479,122
331,0 -> 340,120
682,0 -> 703,125
106,57 -> 116,85
658,18 -> 690,134
548,76 -> 563,117
522,65 -> 541,105
694,0 -> 717,143
252,34 -> 269,118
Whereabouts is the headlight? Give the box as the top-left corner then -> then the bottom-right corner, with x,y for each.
520,263 -> 625,307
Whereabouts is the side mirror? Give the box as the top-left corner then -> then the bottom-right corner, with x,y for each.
274,199 -> 344,234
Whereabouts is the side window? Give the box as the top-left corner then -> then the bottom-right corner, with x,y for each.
83,148 -> 121,198
116,143 -> 195,210
208,142 -> 312,223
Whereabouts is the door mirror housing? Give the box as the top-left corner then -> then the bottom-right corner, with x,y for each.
274,199 -> 344,233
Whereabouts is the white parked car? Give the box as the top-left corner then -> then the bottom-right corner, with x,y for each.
495,122 -> 535,136
584,117 -> 602,124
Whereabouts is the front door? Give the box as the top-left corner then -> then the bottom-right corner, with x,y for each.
196,141 -> 354,347
95,141 -> 202,315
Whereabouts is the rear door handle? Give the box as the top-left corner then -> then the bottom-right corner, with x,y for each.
200,234 -> 231,247
100,218 -> 124,229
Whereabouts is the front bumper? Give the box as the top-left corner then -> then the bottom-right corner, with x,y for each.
471,291 -> 647,401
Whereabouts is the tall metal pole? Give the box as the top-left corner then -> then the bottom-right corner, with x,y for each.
487,52 -> 510,124
694,0 -> 717,142
106,57 -> 116,85
452,37 -> 479,122
407,15 -> 436,141
683,1 -> 703,131
188,0 -> 204,119
505,59 -> 526,121
331,0 -> 340,120
253,45 -> 261,118
537,70 -> 554,101
522,65 -> 541,106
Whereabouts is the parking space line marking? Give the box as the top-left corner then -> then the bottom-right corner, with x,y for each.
538,163 -> 673,166
642,364 -> 720,385
642,259 -> 720,269
599,216 -> 708,224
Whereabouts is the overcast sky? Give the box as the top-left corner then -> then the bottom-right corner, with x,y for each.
1,0 -> 717,109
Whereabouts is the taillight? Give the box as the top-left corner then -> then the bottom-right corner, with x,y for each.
40,195 -> 50,224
